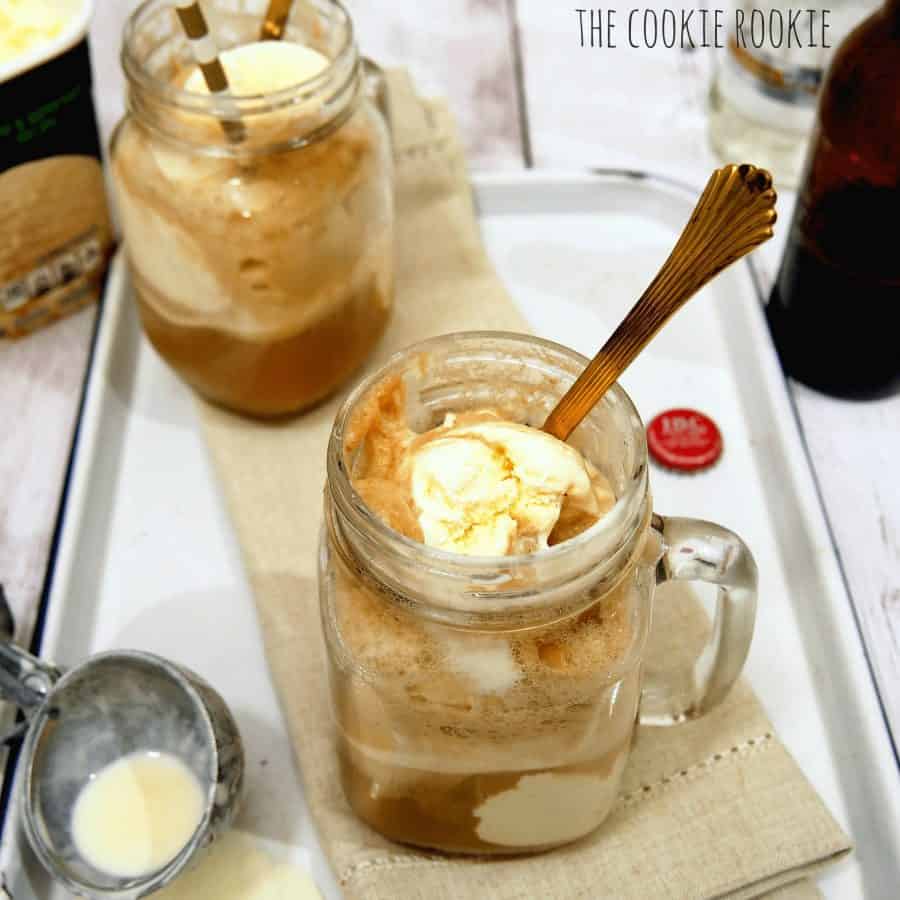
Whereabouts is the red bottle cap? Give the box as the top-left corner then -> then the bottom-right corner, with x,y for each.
646,408 -> 723,472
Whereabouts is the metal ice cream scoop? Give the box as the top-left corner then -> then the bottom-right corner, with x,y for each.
0,595 -> 244,899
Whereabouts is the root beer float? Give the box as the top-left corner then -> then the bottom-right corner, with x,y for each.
320,333 -> 759,854
319,336 -> 662,854
336,388 -> 639,852
112,0 -> 394,416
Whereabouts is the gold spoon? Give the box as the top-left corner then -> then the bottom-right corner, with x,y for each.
543,163 -> 777,442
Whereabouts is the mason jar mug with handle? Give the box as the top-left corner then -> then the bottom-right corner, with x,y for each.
318,332 -> 757,854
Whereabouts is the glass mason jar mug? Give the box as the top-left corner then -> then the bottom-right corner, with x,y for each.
319,333 -> 758,854
112,0 -> 394,417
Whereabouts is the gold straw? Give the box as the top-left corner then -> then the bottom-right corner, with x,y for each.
173,0 -> 246,143
260,0 -> 295,40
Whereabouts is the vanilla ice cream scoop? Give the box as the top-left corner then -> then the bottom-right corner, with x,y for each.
179,41 -> 332,151
183,41 -> 329,95
411,416 -> 609,556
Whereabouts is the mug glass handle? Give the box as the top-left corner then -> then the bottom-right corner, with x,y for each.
639,513 -> 758,726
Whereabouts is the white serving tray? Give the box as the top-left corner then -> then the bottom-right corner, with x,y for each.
2,171 -> 899,899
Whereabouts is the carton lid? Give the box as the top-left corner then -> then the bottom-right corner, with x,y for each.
0,0 -> 94,85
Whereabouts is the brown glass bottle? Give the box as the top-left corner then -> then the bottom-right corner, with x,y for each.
766,0 -> 900,398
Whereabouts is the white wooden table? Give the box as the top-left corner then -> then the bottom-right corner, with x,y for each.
3,0 -> 898,761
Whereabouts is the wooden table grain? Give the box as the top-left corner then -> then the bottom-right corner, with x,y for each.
3,0 -> 898,760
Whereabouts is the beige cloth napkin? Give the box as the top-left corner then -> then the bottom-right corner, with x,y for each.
198,70 -> 851,900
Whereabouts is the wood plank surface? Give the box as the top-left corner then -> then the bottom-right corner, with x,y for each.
513,0 -> 716,183
346,0 -> 525,168
1,307 -> 96,643
792,386 -> 900,743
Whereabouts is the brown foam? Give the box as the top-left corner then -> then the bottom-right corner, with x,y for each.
343,373 -> 423,533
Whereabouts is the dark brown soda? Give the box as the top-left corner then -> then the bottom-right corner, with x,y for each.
767,0 -> 900,398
